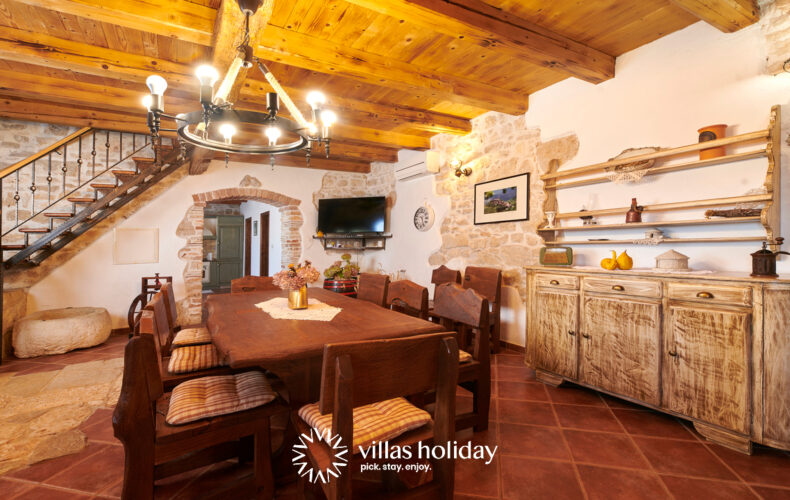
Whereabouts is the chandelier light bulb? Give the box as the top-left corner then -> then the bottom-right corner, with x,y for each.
306,90 -> 326,109
219,123 -> 237,144
195,65 -> 220,87
145,74 -> 168,96
307,122 -> 318,136
265,126 -> 281,146
320,110 -> 337,127
141,94 -> 153,110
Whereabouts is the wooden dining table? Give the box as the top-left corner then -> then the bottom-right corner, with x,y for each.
205,287 -> 446,405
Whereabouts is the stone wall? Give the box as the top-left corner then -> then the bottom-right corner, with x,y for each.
429,113 -> 578,298
313,163 -> 397,223
761,0 -> 790,74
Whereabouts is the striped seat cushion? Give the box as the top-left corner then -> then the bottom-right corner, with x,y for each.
167,344 -> 226,374
298,397 -> 431,452
459,350 -> 473,363
166,371 -> 277,425
172,327 -> 212,347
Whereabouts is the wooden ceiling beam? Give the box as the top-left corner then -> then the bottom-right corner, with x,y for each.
257,25 -> 528,115
668,0 -> 759,32
0,26 -> 471,135
219,153 -> 371,173
343,0 -> 614,84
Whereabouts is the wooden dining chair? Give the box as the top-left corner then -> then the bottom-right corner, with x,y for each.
431,265 -> 461,287
386,279 -> 429,320
160,282 -> 211,348
293,332 -> 458,500
356,273 -> 390,307
432,282 -> 490,432
113,334 -> 288,500
141,292 -> 231,390
462,266 -> 503,353
231,276 -> 279,293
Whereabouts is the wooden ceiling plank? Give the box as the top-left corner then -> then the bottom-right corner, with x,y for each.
222,152 -> 371,173
668,0 -> 758,32
258,25 -> 528,114
343,0 -> 614,84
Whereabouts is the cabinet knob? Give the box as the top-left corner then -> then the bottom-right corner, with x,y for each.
668,350 -> 678,357
696,291 -> 714,299
582,333 -> 591,339
550,279 -> 559,285
612,285 -> 624,291
568,330 -> 575,336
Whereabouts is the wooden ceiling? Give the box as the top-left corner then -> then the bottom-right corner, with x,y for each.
0,0 -> 758,173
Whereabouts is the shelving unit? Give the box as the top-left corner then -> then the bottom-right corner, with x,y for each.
314,233 -> 392,251
539,106 -> 781,246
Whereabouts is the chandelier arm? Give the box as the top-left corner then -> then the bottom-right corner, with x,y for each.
255,59 -> 311,130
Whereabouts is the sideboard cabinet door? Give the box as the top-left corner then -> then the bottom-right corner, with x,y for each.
579,296 -> 661,405
532,289 -> 579,379
664,304 -> 750,434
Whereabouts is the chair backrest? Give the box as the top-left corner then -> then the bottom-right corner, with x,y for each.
386,280 -> 429,320
141,291 -> 173,358
113,335 -> 163,444
160,282 -> 179,328
431,265 -> 461,286
356,273 -> 390,307
433,283 -> 490,362
231,275 -> 279,293
462,266 -> 502,308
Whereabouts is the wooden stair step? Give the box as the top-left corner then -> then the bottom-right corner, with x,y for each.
67,197 -> 95,203
43,212 -> 73,218
2,244 -> 26,250
112,170 -> 137,178
155,144 -> 174,150
91,183 -> 116,190
133,157 -> 156,164
19,228 -> 50,233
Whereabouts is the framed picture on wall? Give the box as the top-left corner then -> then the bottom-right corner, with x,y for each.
474,173 -> 529,224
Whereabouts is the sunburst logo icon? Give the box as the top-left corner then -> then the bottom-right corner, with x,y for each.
292,429 -> 349,484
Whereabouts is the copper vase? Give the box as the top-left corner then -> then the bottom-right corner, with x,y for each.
625,198 -> 643,223
698,124 -> 727,160
288,285 -> 308,309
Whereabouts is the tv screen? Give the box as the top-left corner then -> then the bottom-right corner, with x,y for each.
318,197 -> 386,234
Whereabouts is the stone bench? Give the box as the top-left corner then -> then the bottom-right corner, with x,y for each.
12,307 -> 112,358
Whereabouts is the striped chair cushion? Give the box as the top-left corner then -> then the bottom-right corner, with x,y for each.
459,350 -> 473,363
166,371 -> 276,425
172,327 -> 212,347
298,397 -> 431,452
167,344 -> 226,374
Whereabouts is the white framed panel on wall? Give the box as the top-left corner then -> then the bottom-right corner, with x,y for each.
113,228 -> 159,264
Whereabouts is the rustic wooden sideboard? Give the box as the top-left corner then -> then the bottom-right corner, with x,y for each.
524,266 -> 790,454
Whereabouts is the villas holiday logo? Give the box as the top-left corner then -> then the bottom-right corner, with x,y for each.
292,429 -> 349,484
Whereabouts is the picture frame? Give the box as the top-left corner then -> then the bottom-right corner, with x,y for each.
474,173 -> 529,225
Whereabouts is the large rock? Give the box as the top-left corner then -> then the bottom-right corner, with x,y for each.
12,307 -> 111,358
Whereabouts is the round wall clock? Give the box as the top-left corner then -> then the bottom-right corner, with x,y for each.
413,204 -> 435,231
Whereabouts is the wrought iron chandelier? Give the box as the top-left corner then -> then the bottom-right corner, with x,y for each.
142,0 -> 336,167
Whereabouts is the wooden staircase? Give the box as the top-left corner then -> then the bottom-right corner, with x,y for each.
1,128 -> 190,270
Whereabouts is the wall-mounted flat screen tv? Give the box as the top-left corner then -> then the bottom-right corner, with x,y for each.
318,196 -> 386,234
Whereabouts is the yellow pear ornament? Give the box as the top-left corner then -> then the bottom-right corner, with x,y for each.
616,250 -> 633,270
600,250 -> 618,270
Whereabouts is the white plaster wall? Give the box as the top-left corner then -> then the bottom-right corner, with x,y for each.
239,200 -> 282,276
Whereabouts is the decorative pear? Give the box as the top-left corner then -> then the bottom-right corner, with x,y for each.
600,250 -> 618,270
616,250 -> 633,270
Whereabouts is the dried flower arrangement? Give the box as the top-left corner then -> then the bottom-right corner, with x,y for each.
323,253 -> 360,280
272,261 -> 320,290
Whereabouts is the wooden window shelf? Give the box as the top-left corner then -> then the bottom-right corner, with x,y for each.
538,216 -> 762,233
544,236 -> 766,246
313,234 -> 392,251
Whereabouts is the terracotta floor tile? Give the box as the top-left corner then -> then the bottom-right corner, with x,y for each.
172,461 -> 254,498
456,425 -> 498,449
82,418 -> 121,445
577,465 -> 670,500
634,437 -> 737,480
454,454 -> 499,497
751,486 -> 790,499
496,354 -> 524,367
660,475 -> 758,499
13,485 -> 93,499
563,429 -> 649,469
46,443 -> 125,493
600,394 -> 651,411
12,363 -> 66,376
0,477 -> 35,499
152,463 -> 217,500
500,456 -> 583,500
498,423 -> 570,460
496,365 -> 536,382
7,442 -> 108,482
545,385 -> 605,407
497,381 -> 549,402
554,404 -> 622,433
454,494 -> 497,499
79,408 -> 115,430
709,444 -> 790,488
0,360 -> 49,374
497,399 -> 558,426
612,409 -> 696,440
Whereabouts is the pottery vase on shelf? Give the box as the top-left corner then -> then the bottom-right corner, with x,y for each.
288,285 -> 308,310
697,124 -> 727,160
625,198 -> 643,223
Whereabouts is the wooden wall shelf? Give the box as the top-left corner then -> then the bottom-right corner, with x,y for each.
314,233 -> 392,251
540,106 -> 781,245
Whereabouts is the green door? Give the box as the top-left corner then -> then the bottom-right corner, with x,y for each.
216,215 -> 243,287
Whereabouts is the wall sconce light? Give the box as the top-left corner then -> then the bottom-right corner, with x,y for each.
784,58 -> 790,73
451,158 -> 471,177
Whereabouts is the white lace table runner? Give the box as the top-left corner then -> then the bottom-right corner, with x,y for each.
255,298 -> 342,321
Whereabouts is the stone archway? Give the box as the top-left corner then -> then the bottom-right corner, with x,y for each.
176,186 -> 303,324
